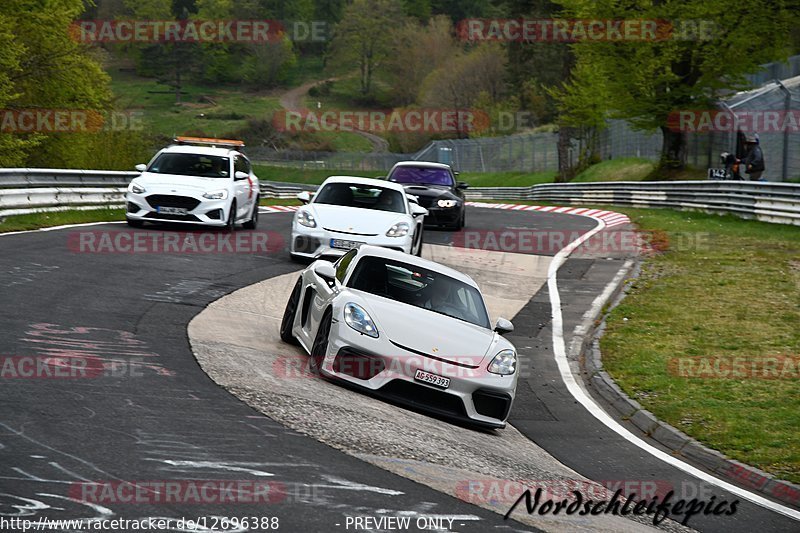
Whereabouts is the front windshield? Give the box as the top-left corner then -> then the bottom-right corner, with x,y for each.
348,256 -> 490,329
314,183 -> 406,213
147,153 -> 231,178
388,166 -> 454,187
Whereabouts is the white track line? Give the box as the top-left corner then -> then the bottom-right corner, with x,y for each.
5,204 -> 797,519
547,215 -> 800,521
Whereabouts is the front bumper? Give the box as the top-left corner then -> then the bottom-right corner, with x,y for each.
290,225 -> 413,259
319,324 -> 517,429
422,205 -> 462,226
125,192 -> 229,226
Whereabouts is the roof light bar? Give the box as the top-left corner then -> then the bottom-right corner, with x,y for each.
173,136 -> 245,148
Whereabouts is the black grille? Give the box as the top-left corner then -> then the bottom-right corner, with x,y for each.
415,196 -> 434,208
379,380 -> 467,418
206,209 -> 223,220
294,236 -> 320,253
334,347 -> 385,380
144,212 -> 201,222
472,389 -> 512,420
126,202 -> 140,213
145,195 -> 200,211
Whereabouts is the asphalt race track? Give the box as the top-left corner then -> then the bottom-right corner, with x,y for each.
0,206 -> 797,532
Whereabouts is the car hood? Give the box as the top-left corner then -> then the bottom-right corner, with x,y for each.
309,204 -> 408,236
358,293 -> 496,367
134,173 -> 230,192
400,184 -> 456,199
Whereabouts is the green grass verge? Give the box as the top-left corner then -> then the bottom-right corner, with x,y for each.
572,158 -> 656,182
0,208 -> 125,233
600,208 -> 800,483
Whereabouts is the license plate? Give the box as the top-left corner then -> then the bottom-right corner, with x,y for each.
157,206 -> 187,215
414,369 -> 450,389
330,238 -> 363,250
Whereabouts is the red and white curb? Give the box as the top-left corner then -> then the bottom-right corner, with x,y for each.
262,202 -> 631,228
260,205 -> 299,213
464,201 -> 631,228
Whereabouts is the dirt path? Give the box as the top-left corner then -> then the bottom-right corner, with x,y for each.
278,78 -> 390,153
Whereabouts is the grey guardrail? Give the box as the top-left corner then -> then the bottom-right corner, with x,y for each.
464,181 -> 800,226
0,169 -> 137,217
2,169 -> 799,226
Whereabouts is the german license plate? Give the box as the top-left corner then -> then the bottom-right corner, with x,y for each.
414,369 -> 450,389
330,238 -> 363,250
157,206 -> 187,215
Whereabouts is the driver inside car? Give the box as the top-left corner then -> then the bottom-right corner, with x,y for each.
425,279 -> 464,320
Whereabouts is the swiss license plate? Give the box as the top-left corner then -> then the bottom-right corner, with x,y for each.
157,206 -> 188,215
414,369 -> 450,389
330,238 -> 363,250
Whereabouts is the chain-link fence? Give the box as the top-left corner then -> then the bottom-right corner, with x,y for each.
251,59 -> 800,181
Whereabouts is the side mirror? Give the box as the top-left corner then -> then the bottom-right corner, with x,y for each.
453,171 -> 460,177
410,203 -> 428,217
297,191 -> 311,204
494,318 -> 514,335
456,181 -> 469,190
312,260 -> 336,282
407,194 -> 420,204
234,171 -> 249,181
135,164 -> 147,172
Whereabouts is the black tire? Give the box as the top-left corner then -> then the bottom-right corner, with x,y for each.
126,219 -> 144,228
225,202 -> 237,232
279,278 -> 302,344
309,308 -> 332,375
414,225 -> 424,256
449,208 -> 465,231
243,198 -> 259,229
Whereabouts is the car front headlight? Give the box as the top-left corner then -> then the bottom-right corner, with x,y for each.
437,199 -> 458,208
386,221 -> 410,237
129,183 -> 146,194
488,349 -> 517,376
202,190 -> 228,200
343,302 -> 379,338
296,210 -> 317,228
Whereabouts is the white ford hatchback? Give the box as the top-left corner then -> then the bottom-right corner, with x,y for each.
125,137 -> 260,230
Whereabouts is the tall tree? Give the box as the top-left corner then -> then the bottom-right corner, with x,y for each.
386,15 -> 457,106
0,0 -> 112,167
554,0 -> 795,170
328,0 -> 404,96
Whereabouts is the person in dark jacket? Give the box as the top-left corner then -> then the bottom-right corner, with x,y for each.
742,135 -> 765,180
